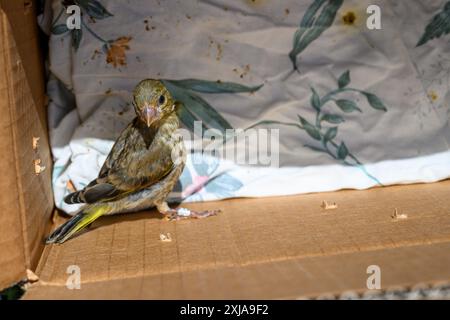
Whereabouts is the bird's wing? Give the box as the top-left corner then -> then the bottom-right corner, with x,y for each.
98,120 -> 135,178
417,4 -> 450,46
65,119 -> 175,204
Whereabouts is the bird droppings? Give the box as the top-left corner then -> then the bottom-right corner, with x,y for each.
321,200 -> 338,210
342,11 -> 357,25
216,42 -> 223,61
144,19 -> 155,31
242,64 -> 250,78
247,0 -> 265,6
207,37 -> 224,61
91,49 -> 101,60
177,208 -> 192,217
33,159 -> 46,175
32,137 -> 40,150
233,64 -> 251,78
428,90 -> 438,102
392,208 -> 408,220
159,233 -> 172,242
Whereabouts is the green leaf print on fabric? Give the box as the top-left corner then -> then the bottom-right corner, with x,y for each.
163,79 -> 263,137
338,70 -> 351,88
248,70 -> 388,185
51,1 -> 131,68
74,0 -> 113,19
289,0 -> 344,71
417,1 -> 450,46
166,79 -> 263,94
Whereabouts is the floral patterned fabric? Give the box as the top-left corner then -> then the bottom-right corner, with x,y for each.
39,0 -> 450,214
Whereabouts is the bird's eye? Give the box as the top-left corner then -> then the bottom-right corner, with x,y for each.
158,95 -> 165,105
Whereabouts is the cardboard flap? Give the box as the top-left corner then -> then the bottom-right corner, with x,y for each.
0,0 -> 53,290
25,181 -> 450,299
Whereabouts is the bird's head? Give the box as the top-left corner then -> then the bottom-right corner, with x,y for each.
133,79 -> 176,128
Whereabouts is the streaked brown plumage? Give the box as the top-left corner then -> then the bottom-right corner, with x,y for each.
47,79 -> 217,244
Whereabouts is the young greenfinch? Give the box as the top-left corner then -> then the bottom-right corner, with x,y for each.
47,79 -> 218,244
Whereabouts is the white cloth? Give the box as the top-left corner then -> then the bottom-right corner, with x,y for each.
40,0 -> 450,214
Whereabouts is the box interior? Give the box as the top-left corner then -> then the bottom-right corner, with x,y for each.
0,0 -> 449,299
25,181 -> 450,299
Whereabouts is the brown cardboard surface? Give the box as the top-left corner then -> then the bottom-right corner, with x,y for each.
0,0 -> 53,290
0,10 -> 26,288
25,181 -> 450,299
0,0 -> 448,299
24,242 -> 450,299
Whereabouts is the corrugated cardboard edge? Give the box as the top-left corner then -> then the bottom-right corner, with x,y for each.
24,241 -> 450,299
25,181 -> 450,299
0,8 -> 27,289
0,0 -> 53,290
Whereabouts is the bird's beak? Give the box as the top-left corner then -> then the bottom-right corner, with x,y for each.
143,104 -> 157,127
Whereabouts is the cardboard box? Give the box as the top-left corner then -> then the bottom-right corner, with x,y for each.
1,1 -> 449,299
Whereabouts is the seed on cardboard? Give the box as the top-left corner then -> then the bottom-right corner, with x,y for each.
32,137 -> 40,150
33,159 -> 46,175
392,208 -> 408,220
159,233 -> 172,242
321,200 -> 338,210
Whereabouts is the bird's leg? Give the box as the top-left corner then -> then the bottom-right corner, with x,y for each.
156,202 -> 220,221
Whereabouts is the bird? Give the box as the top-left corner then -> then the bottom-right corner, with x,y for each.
46,79 -> 219,244
417,1 -> 450,46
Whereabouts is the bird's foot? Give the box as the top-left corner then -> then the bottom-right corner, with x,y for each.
162,207 -> 220,221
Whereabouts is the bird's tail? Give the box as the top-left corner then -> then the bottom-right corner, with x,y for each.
46,205 -> 108,244
64,190 -> 85,204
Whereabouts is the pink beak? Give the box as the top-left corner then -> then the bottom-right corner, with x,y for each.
143,105 -> 157,127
